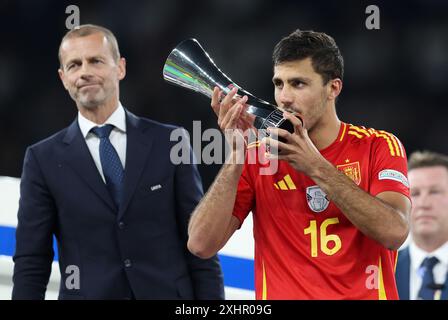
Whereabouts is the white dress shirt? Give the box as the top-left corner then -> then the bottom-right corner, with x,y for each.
409,241 -> 448,300
77,103 -> 127,183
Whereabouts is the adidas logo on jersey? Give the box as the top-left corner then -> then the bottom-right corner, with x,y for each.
274,174 -> 297,190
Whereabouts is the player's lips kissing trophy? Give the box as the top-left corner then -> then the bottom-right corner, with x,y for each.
162,38 -> 300,136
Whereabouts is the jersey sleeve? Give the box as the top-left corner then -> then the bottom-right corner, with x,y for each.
232,162 -> 255,228
369,132 -> 410,199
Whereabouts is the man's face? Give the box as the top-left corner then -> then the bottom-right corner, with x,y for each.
272,58 -> 335,131
409,166 -> 448,239
58,32 -> 125,109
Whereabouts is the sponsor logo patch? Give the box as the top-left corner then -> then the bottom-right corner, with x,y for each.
378,169 -> 409,188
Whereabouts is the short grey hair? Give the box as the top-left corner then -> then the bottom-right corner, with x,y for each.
58,24 -> 120,67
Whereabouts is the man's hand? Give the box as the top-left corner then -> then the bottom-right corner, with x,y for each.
211,86 -> 255,133
211,86 -> 256,163
262,111 -> 329,176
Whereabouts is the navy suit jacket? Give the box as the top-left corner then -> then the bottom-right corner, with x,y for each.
12,110 -> 224,300
396,247 -> 448,300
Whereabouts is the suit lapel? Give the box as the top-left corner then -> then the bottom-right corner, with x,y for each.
117,111 -> 153,221
396,247 -> 410,300
61,119 -> 116,212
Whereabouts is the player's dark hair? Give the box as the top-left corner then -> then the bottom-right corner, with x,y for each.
408,150 -> 448,172
272,30 -> 344,84
58,24 -> 121,67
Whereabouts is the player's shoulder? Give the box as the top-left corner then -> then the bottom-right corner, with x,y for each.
346,123 -> 405,157
346,124 -> 402,142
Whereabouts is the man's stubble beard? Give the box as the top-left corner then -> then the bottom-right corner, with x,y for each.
74,88 -> 106,110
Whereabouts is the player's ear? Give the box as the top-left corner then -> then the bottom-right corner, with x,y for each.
328,78 -> 342,101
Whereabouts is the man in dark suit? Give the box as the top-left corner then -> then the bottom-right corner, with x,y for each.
396,151 -> 448,300
12,24 -> 224,300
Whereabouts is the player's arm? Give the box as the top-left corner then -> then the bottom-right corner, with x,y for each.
188,163 -> 243,259
188,87 -> 251,259
265,112 -> 410,250
308,166 -> 410,250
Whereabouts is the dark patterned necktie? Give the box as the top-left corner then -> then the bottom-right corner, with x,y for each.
91,124 -> 124,209
417,256 -> 440,300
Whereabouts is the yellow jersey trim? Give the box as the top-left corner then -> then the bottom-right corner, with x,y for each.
378,256 -> 387,300
262,260 -> 267,300
348,131 -> 364,139
349,125 -> 371,137
379,130 -> 402,157
339,123 -> 347,142
348,126 -> 403,158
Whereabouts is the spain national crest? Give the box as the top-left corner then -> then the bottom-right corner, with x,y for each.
337,161 -> 361,185
306,186 -> 329,213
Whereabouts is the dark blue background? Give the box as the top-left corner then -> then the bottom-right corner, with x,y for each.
0,0 -> 447,190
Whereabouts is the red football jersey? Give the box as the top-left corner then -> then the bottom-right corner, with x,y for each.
232,122 -> 410,299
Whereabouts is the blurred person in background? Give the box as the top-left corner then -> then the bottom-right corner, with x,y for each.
396,151 -> 448,300
12,24 -> 224,300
